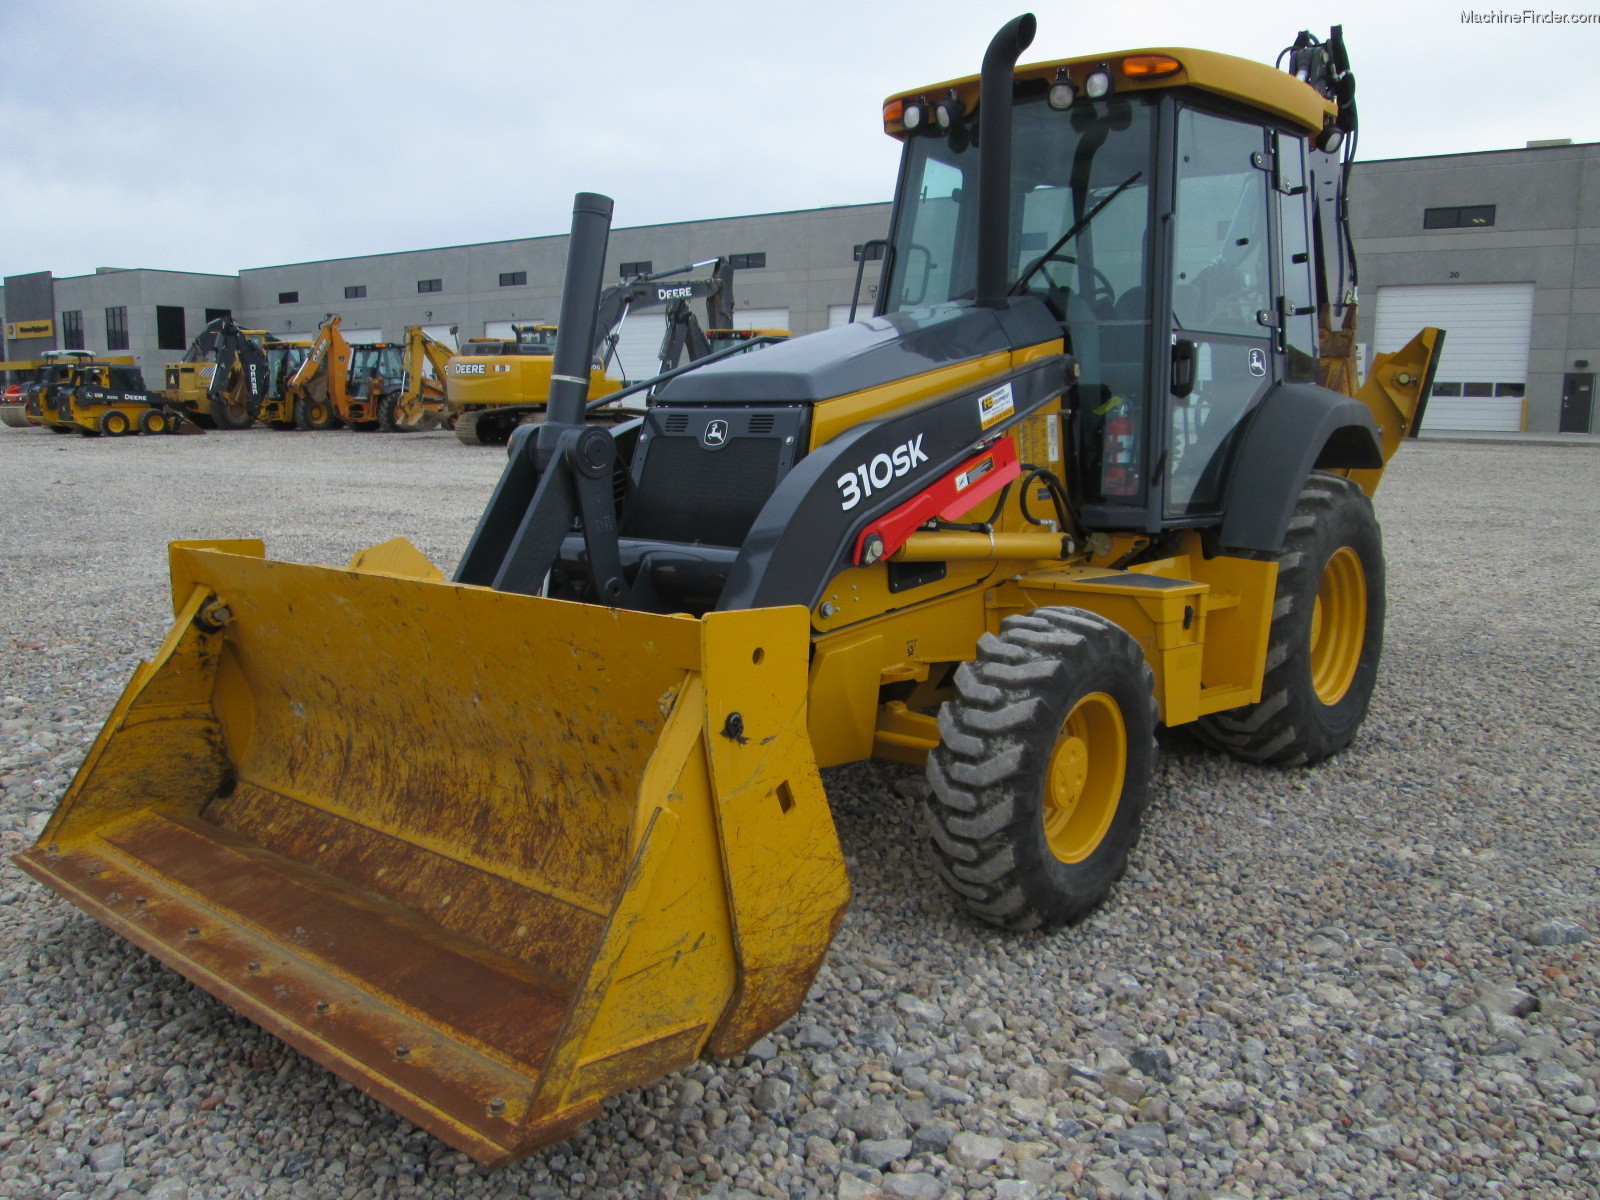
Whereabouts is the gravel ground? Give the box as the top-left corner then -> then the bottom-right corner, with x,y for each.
1,426 -> 1597,1200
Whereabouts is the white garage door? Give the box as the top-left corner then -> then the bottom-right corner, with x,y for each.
422,324 -> 458,350
610,312 -> 668,382
828,304 -> 861,328
341,327 -> 385,345
734,307 -> 790,332
483,321 -> 517,340
1374,284 -> 1533,431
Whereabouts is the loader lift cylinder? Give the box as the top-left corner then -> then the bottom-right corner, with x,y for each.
974,14 -> 1036,311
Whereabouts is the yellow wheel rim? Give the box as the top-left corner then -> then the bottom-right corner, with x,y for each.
311,403 -> 329,426
1043,691 -> 1126,863
1310,545 -> 1367,705
105,412 -> 129,435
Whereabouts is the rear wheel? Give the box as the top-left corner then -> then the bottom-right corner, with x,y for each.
208,396 -> 254,430
295,395 -> 340,431
98,410 -> 132,436
923,608 -> 1157,932
1196,472 -> 1384,766
138,409 -> 172,435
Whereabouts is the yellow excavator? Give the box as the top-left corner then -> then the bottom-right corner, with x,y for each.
447,259 -> 752,445
18,18 -> 1442,1167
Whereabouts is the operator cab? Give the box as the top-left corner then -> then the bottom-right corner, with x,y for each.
877,50 -> 1343,533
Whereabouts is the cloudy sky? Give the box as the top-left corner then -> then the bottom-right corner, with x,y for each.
3,0 -> 1595,281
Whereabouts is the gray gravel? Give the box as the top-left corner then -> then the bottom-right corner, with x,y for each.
2,425 -> 1598,1200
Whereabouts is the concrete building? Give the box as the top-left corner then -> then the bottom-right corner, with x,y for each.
5,142 -> 1596,432
1352,139 -> 1599,434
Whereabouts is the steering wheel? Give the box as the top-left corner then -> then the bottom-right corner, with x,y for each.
1029,254 -> 1117,310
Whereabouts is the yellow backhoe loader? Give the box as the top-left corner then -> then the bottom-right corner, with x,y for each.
255,338 -> 315,429
273,318 -> 454,432
158,317 -> 271,430
18,18 -> 1442,1167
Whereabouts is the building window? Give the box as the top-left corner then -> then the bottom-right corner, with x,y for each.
852,243 -> 885,262
1423,205 -> 1496,230
105,306 -> 129,351
278,291 -> 299,304
61,310 -> 84,350
156,305 -> 186,350
205,307 -> 232,322
729,252 -> 766,270
1431,382 -> 1461,396
417,278 -> 442,293
344,285 -> 366,299
1495,382 -> 1526,397
619,260 -> 652,277
498,271 -> 527,287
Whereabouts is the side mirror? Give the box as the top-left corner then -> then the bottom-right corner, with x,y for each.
1171,336 -> 1197,399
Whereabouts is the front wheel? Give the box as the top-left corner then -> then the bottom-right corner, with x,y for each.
1196,472 -> 1385,766
924,608 -> 1157,932
138,408 -> 172,435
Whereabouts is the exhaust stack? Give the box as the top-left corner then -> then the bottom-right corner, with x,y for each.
974,13 -> 1036,311
545,192 -> 615,427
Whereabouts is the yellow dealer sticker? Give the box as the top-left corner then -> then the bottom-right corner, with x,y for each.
5,319 -> 54,340
978,381 -> 1014,429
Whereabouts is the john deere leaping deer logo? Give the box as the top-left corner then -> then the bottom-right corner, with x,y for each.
701,419 -> 729,448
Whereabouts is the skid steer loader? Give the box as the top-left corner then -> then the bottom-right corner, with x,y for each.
18,17 -> 1443,1167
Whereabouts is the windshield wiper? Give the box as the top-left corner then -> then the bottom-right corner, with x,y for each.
1008,170 -> 1144,295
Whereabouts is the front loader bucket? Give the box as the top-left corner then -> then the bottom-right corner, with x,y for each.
14,538 -> 849,1165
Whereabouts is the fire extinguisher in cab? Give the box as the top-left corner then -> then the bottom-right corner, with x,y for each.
1103,400 -> 1139,496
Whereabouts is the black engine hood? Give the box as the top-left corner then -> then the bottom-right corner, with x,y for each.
651,297 -> 1062,406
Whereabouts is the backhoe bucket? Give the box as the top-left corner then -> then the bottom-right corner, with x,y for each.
14,539 -> 849,1165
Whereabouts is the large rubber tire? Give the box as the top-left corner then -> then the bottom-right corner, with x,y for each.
97,409 -> 132,436
208,396 -> 254,431
1196,472 -> 1385,767
295,395 -> 341,431
924,608 -> 1158,932
137,408 -> 172,435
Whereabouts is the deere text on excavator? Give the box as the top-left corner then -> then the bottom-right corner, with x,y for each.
18,18 -> 1441,1166
447,259 -> 738,445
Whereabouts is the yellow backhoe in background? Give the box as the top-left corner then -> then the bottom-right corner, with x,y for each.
18,17 -> 1442,1167
269,317 -> 455,431
158,317 -> 270,430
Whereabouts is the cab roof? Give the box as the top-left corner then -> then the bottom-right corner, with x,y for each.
884,46 -> 1334,139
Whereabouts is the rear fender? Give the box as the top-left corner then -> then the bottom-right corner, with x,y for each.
1217,383 -> 1381,555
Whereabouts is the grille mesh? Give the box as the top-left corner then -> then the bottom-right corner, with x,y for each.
624,437 -> 782,547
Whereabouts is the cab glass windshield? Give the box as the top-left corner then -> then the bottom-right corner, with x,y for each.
883,92 -> 1158,507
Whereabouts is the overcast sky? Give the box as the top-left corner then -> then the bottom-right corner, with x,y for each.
3,0 -> 1595,281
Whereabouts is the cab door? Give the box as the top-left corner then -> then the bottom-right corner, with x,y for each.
1164,107 -> 1276,518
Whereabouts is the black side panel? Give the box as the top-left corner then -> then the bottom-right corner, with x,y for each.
720,356 -> 1071,612
652,298 -> 1062,405
1218,382 -> 1382,554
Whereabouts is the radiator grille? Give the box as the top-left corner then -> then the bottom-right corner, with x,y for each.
623,437 -> 783,547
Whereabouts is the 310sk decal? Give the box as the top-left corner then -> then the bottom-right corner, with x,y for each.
836,434 -> 929,510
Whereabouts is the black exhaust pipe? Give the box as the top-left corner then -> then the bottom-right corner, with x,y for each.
546,192 -> 615,427
974,13 -> 1036,311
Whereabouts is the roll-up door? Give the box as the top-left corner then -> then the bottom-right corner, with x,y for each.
1375,284 -> 1533,431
